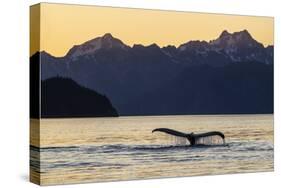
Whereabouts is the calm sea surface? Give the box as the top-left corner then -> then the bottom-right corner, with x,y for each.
30,115 -> 273,185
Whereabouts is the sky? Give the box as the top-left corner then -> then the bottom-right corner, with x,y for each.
30,3 -> 274,57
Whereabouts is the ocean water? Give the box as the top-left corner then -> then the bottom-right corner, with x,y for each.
30,115 -> 273,185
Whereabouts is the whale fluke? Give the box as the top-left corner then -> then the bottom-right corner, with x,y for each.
152,128 -> 188,138
152,128 -> 225,146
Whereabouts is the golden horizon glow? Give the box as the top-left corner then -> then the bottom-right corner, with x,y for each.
32,3 -> 274,57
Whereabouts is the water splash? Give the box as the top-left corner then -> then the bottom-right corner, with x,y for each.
164,135 -> 224,146
195,135 -> 225,145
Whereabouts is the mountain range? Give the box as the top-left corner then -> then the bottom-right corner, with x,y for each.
32,30 -> 274,116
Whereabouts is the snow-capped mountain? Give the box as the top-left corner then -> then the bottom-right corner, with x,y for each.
66,33 -> 130,60
209,30 -> 272,63
38,30 -> 273,81
176,30 -> 273,64
45,30 -> 273,66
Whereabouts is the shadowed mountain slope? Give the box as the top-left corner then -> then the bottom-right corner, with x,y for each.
41,77 -> 118,118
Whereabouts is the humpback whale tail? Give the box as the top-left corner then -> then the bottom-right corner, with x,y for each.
152,128 -> 225,146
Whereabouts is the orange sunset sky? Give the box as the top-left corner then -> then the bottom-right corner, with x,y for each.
30,3 -> 274,57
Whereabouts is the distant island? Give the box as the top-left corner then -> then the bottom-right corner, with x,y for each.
30,30 -> 273,117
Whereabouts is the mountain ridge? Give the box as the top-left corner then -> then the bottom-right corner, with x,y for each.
35,30 -> 273,59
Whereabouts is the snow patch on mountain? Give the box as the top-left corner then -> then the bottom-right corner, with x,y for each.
66,33 -> 129,60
